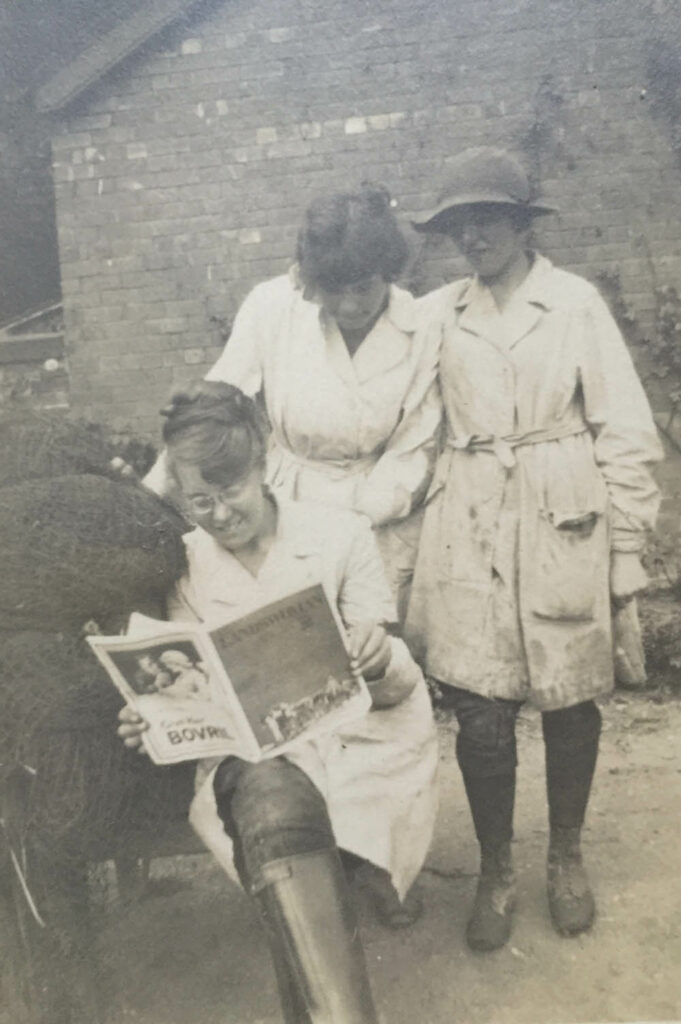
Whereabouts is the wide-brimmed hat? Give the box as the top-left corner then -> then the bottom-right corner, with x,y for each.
411,147 -> 557,231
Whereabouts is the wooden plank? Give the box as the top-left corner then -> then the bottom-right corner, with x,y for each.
0,302 -> 62,335
0,336 -> 64,365
117,820 -> 205,860
35,0 -> 207,113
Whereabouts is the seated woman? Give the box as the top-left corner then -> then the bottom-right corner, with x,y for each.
119,381 -> 438,1024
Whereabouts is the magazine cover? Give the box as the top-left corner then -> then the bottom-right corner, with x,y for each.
88,627 -> 257,764
88,584 -> 371,765
208,584 -> 369,750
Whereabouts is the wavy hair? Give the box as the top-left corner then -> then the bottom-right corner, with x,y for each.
162,381 -> 266,486
296,183 -> 410,291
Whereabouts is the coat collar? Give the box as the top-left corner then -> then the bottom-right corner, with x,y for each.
319,285 -> 414,384
453,253 -> 557,313
178,500 -> 324,629
183,497 -> 320,583
453,253 -> 556,351
383,285 -> 418,333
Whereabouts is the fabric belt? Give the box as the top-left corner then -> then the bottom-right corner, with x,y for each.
446,422 -> 588,469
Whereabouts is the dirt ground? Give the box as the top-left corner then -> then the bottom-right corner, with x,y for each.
73,688 -> 681,1024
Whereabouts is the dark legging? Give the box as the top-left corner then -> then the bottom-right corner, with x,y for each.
438,685 -> 602,840
212,756 -> 378,1024
213,756 -> 335,891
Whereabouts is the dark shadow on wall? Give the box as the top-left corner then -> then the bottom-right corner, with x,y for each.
0,0 -> 151,324
645,37 -> 681,173
0,100 -> 61,324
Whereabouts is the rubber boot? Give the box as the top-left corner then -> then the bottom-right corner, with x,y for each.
253,848 -> 378,1024
546,825 -> 595,936
462,772 -> 516,952
266,937 -> 312,1024
543,701 -> 601,937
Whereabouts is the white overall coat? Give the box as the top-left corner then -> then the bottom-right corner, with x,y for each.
171,499 -> 439,899
204,272 -> 443,599
407,256 -> 662,710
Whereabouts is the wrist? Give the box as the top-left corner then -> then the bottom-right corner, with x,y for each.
610,551 -> 648,605
367,671 -> 415,709
364,648 -> 392,683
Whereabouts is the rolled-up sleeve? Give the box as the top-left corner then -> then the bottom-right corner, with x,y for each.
204,282 -> 268,396
337,513 -> 422,705
580,290 -> 663,552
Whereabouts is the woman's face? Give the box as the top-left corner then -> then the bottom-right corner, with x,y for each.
445,205 -> 529,282
174,461 -> 270,551
154,670 -> 174,691
315,274 -> 389,332
160,651 -> 192,672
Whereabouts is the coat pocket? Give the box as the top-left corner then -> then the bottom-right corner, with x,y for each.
531,509 -> 603,621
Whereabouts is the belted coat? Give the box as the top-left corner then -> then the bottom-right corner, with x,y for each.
406,255 -> 662,710
204,272 -> 442,602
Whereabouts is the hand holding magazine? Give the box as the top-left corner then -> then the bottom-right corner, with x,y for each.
88,584 -> 371,765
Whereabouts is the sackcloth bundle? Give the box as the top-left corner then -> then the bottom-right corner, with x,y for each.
0,412 -> 194,862
0,410 -> 123,487
0,629 -> 193,860
0,474 -> 188,634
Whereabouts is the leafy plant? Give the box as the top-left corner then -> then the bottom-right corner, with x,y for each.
596,270 -> 681,439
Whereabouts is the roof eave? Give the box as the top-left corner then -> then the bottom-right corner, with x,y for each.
35,0 -> 209,114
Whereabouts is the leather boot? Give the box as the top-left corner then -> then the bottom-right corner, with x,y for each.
460,771 -> 517,952
547,825 -> 595,936
466,840 -> 516,952
253,848 -> 378,1024
543,701 -> 600,937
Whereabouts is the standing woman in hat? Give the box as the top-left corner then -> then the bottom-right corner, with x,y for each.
407,148 -> 662,951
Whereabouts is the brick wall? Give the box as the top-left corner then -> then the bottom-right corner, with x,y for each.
51,0 -> 681,463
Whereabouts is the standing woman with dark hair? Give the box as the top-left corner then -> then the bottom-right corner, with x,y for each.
146,185 -> 442,621
406,148 -> 662,952
121,383 -> 438,1023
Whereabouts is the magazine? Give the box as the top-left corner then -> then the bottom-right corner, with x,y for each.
88,583 -> 371,765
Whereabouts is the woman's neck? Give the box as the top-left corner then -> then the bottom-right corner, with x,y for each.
484,250 -> 532,311
340,326 -> 371,356
338,293 -> 390,356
